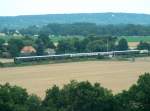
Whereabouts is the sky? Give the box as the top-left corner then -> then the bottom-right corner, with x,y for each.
0,0 -> 150,16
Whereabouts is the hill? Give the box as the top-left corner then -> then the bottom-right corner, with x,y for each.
1,13 -> 150,29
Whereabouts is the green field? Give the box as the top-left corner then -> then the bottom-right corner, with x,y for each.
120,36 -> 150,42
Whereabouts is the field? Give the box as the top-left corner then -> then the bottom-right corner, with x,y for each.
128,42 -> 139,49
120,36 -> 150,49
120,36 -> 150,42
0,58 -> 14,63
1,58 -> 150,98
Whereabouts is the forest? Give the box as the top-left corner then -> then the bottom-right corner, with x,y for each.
2,23 -> 150,36
1,13 -> 150,29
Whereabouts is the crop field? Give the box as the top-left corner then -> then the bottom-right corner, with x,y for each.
120,36 -> 150,42
1,59 -> 150,98
128,42 -> 139,49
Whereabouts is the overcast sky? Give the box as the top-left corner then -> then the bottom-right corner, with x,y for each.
0,0 -> 150,16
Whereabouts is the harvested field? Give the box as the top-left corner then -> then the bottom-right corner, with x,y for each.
1,60 -> 150,98
128,42 -> 139,49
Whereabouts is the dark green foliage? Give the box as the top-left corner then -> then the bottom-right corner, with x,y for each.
38,32 -> 55,49
0,62 -> 4,67
17,23 -> 150,37
0,38 -> 5,50
0,83 -> 28,111
115,73 -> 150,111
137,41 -> 150,50
26,95 -> 42,111
35,38 -> 45,56
8,38 -> 24,57
117,38 -> 128,50
22,37 -> 35,46
0,83 -> 42,111
56,36 -> 117,54
86,40 -> 107,52
42,81 -> 115,111
56,39 -> 75,54
1,13 -> 150,29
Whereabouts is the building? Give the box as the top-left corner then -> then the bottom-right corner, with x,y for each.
20,46 -> 36,56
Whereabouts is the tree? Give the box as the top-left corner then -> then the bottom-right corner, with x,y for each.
56,39 -> 74,54
26,95 -> 42,111
0,38 -> 5,50
39,33 -> 55,49
117,38 -> 128,50
0,38 -> 5,56
130,73 -> 150,111
8,38 -> 24,57
35,38 -> 45,56
86,40 -> 107,52
137,41 -> 150,50
42,81 -> 115,111
0,83 -> 29,111
115,73 -> 150,111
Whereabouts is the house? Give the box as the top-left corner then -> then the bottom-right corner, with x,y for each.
20,46 -> 36,56
44,48 -> 56,55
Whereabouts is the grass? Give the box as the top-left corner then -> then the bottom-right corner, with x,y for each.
0,57 -> 110,68
120,36 -> 150,42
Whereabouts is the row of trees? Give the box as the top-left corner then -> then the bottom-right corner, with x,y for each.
3,33 -> 150,58
56,36 -> 128,54
18,23 -> 150,36
0,73 -> 150,111
0,35 -> 129,57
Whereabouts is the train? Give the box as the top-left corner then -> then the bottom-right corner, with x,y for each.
14,50 -> 149,63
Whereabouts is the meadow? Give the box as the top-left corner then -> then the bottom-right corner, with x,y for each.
120,36 -> 150,42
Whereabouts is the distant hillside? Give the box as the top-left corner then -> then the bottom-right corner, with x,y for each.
1,13 -> 150,29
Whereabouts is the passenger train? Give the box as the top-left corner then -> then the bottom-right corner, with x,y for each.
14,50 -> 148,63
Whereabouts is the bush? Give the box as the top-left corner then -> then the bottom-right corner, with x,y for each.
42,81 -> 115,111
0,62 -> 4,67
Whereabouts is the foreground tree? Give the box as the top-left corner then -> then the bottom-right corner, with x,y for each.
115,73 -> 150,111
0,83 -> 28,111
26,94 -> 42,111
42,81 -> 115,111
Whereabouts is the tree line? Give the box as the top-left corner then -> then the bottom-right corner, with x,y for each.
1,23 -> 150,36
0,73 -> 150,111
0,35 -> 129,57
1,32 -> 150,58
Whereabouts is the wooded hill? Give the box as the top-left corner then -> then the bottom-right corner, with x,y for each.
1,13 -> 150,29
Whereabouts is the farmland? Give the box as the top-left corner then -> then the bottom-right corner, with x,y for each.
121,36 -> 150,42
1,59 -> 150,98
